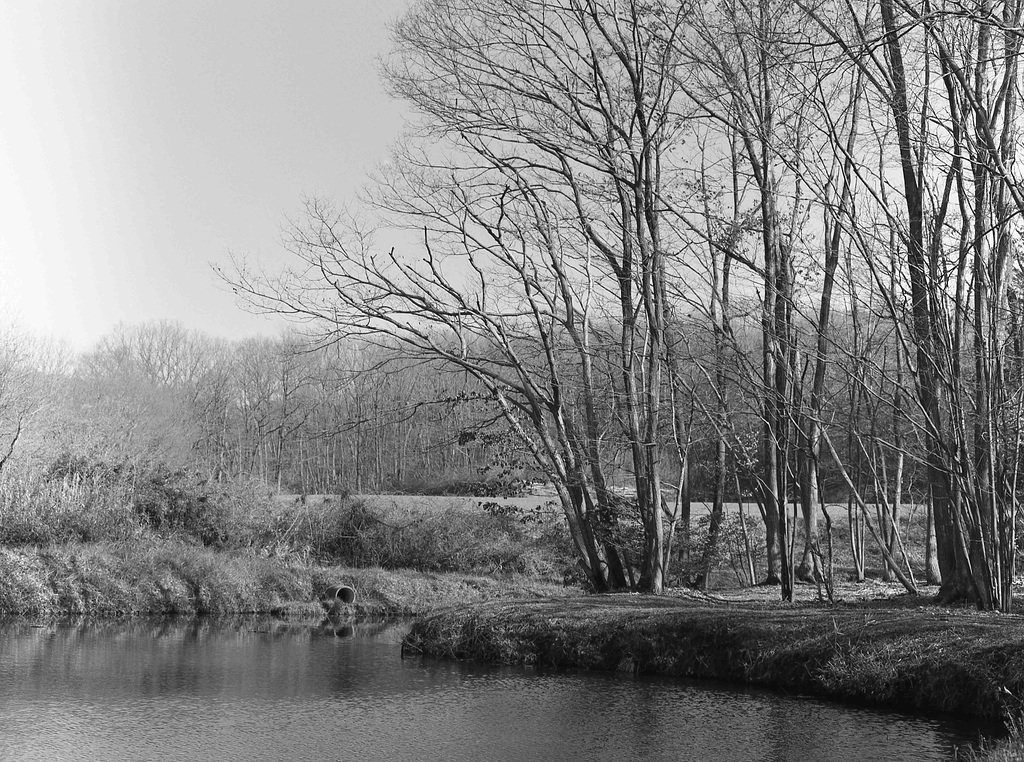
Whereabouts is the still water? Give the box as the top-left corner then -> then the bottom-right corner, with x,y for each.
0,618 -> 993,761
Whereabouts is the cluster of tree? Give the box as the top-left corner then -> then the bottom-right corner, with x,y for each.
225,0 -> 1024,610
0,321 -> 511,496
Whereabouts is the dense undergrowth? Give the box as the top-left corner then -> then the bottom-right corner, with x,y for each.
0,459 -> 576,617
0,542 -> 571,618
0,460 -> 573,572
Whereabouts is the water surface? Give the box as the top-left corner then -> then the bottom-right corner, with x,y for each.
0,618 -> 993,761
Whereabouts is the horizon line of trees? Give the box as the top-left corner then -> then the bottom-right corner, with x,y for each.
0,321 -> 496,494
0,317 -> 910,499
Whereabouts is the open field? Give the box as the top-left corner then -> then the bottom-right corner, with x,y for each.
271,490 -> 1014,595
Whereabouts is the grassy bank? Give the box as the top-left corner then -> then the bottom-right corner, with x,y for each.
0,465 -> 577,619
0,466 -> 573,576
403,594 -> 1024,722
0,540 -> 574,619
964,722 -> 1024,762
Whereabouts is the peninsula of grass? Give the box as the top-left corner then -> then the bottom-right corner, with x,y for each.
403,593 -> 1024,723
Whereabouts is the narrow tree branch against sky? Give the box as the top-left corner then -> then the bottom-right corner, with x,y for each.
0,1 -> 411,350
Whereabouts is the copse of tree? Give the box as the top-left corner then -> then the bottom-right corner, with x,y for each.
0,326 -> 71,476
228,0 -> 698,594
219,0 -> 1024,611
0,319 -> 516,503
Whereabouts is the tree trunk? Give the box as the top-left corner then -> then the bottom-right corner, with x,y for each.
925,495 -> 942,585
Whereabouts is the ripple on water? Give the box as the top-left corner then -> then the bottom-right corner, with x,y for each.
0,620 -> 993,762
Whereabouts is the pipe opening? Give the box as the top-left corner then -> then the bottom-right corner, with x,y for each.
326,584 -> 356,604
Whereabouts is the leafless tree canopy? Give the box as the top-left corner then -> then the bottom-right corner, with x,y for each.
222,0 -> 1024,608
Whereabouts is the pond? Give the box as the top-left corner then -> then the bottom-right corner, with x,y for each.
0,618 -> 995,761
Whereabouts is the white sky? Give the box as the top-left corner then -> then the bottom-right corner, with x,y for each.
0,0 -> 411,351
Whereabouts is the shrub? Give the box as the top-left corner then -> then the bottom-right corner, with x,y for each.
277,497 -> 574,578
131,468 -> 230,546
672,511 -> 767,588
128,468 -> 281,550
0,468 -> 140,546
389,468 -> 535,497
0,459 -> 281,551
44,452 -> 127,484
0,455 -> 573,582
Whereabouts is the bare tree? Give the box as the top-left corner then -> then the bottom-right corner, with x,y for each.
0,327 -> 67,474
227,0 -> 700,592
800,0 -> 1024,609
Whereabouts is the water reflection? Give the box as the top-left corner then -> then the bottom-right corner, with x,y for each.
0,617 -> 995,761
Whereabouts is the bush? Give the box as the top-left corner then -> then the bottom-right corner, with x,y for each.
126,468 -> 280,550
44,452 -> 127,484
277,497 -> 574,578
0,468 -> 140,546
388,467 -> 536,498
0,458 -> 282,551
0,455 -> 574,582
131,468 -> 232,546
672,511 -> 766,588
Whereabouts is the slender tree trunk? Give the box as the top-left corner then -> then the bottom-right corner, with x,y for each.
926,494 -> 942,585
696,162 -> 730,592
879,0 -> 964,602
737,476 -> 756,586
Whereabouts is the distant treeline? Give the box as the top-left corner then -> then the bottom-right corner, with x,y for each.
0,321 -> 506,494
0,319 -> 928,504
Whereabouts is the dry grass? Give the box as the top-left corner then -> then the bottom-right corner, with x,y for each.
0,540 -> 576,619
961,715 -> 1024,762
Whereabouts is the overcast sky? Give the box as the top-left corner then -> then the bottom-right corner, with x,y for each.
0,0 -> 411,351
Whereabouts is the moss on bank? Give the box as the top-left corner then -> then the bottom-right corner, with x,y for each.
403,595 -> 1024,722
0,541 -> 573,619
